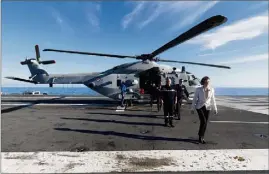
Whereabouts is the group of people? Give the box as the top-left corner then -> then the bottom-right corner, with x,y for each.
120,76 -> 218,144
150,76 -> 218,144
150,78 -> 189,127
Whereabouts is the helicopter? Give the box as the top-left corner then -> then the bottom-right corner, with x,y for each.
5,15 -> 231,101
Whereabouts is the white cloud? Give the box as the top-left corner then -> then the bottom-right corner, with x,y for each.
121,1 -> 146,30
85,2 -> 102,30
217,53 -> 268,65
137,2 -> 166,29
188,11 -> 269,50
198,44 -> 268,57
121,1 -> 218,30
50,7 -> 74,33
171,1 -> 219,30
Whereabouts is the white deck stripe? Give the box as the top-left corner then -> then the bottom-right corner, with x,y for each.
1,149 -> 268,173
210,121 -> 269,124
116,110 -> 125,112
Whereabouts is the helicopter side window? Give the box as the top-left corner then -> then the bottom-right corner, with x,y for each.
117,79 -> 121,86
189,80 -> 196,86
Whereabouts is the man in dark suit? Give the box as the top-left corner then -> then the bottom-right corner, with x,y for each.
161,78 -> 177,127
156,82 -> 162,112
150,83 -> 156,110
175,79 -> 189,120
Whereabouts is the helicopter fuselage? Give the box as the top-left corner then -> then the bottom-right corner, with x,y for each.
84,60 -> 200,100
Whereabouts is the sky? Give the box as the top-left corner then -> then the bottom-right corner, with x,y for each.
1,1 -> 268,88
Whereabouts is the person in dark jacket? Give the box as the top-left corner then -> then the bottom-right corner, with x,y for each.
156,82 -> 162,112
150,83 -> 156,110
120,81 -> 127,107
175,79 -> 189,120
161,78 -> 177,127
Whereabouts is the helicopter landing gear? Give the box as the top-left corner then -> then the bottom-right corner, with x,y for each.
124,99 -> 133,109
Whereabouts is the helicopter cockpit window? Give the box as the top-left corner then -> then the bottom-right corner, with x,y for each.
188,74 -> 201,86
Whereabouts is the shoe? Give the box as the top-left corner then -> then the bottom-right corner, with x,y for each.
199,137 -> 206,144
177,116 -> 181,120
170,124 -> 175,127
164,123 -> 168,127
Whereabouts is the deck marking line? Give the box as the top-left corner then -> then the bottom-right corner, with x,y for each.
210,121 -> 269,124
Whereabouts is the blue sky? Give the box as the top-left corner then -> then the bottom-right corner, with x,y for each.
2,1 -> 268,87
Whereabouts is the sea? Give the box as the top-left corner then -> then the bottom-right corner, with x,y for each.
1,87 -> 268,96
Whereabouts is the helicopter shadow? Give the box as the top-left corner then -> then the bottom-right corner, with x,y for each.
54,127 -> 199,144
3,98 -> 118,105
61,117 -> 164,127
1,96 -> 66,114
86,107 -> 146,112
86,112 -> 163,119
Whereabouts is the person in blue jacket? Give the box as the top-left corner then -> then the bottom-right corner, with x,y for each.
120,81 -> 127,107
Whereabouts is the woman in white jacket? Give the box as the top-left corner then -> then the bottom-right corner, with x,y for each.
191,76 -> 217,144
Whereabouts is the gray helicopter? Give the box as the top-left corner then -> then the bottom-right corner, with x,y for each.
6,15 -> 231,101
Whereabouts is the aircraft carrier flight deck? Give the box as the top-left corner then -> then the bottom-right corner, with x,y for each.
1,95 -> 268,173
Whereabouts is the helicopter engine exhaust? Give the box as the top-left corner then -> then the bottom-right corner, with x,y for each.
182,66 -> 186,72
87,82 -> 95,88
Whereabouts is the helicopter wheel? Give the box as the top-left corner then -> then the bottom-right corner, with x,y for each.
124,100 -> 132,108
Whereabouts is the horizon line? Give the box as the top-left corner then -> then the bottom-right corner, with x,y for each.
1,86 -> 268,89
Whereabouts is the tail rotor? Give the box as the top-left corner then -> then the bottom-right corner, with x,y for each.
35,45 -> 56,65
7,44 -> 55,85
20,45 -> 56,65
35,45 -> 40,62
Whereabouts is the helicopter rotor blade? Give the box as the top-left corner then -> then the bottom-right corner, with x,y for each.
150,15 -> 227,58
35,45 -> 40,62
43,49 -> 137,59
5,76 -> 38,84
157,59 -> 231,69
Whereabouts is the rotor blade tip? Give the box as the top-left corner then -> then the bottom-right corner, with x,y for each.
213,15 -> 228,23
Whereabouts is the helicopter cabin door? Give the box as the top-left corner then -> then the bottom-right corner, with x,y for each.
138,67 -> 161,94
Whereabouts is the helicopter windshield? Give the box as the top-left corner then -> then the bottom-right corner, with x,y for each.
188,74 -> 201,86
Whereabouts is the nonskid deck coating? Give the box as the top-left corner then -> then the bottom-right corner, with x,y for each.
1,95 -> 268,173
